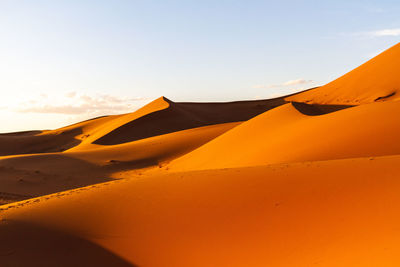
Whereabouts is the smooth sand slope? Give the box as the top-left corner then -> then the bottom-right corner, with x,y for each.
92,96 -> 287,145
0,96 -> 170,156
1,42 -> 400,266
169,100 -> 400,171
0,95 -> 289,202
2,156 -> 400,266
0,122 -> 238,204
0,95 -> 287,156
0,116 -> 111,156
67,122 -> 239,165
286,42 -> 400,104
1,94 -> 288,202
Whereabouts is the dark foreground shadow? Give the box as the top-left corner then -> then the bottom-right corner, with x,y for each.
0,219 -> 136,267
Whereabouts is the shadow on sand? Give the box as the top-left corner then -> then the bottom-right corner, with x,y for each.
0,219 -> 137,267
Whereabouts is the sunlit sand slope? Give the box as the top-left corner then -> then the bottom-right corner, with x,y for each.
92,96 -> 286,145
67,122 -> 239,165
0,123 -> 238,203
286,43 -> 400,104
2,156 -> 400,266
0,96 -> 166,156
170,100 -> 400,171
0,115 -> 116,156
0,96 -> 286,156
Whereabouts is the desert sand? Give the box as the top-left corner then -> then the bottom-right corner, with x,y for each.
1,43 -> 400,266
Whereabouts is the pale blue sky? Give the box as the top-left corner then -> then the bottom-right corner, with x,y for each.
1,0 -> 399,132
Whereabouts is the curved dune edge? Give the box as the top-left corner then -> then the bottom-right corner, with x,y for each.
0,95 -> 286,156
92,96 -> 287,145
286,43 -> 400,105
66,121 -> 240,165
2,42 -> 400,266
0,122 -> 239,203
0,97 -> 170,157
168,100 -> 400,171
2,155 -> 400,266
3,43 -> 400,157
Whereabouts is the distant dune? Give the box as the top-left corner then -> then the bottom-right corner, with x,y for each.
2,42 -> 400,266
93,96 -> 287,145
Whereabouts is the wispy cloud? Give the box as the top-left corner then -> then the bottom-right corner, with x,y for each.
253,78 -> 314,89
283,79 -> 313,86
17,92 -> 150,116
361,28 -> 400,37
65,91 -> 77,98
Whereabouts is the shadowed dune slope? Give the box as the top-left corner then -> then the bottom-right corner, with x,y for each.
2,156 -> 400,266
4,43 -> 400,156
93,96 -> 287,145
0,116 -> 107,156
67,122 -> 239,165
0,220 -> 135,267
0,122 -> 238,202
2,43 -> 400,266
0,154 -> 115,203
169,100 -> 400,171
286,42 -> 400,105
0,95 -> 286,156
0,97 -> 169,157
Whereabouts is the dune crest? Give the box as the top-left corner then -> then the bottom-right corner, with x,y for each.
169,100 -> 400,171
2,43 -> 400,266
92,96 -> 287,145
287,43 -> 400,104
0,97 -> 170,157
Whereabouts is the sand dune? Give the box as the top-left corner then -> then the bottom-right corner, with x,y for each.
0,96 -> 286,157
92,96 -> 287,145
0,122 -> 237,203
68,122 -> 239,167
2,156 -> 400,266
286,43 -> 400,105
1,43 -> 400,266
0,95 -> 287,201
169,100 -> 400,170
0,97 -> 169,156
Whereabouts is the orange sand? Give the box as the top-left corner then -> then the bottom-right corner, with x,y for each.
169,100 -> 400,171
2,156 -> 400,266
286,43 -> 400,104
1,42 -> 400,266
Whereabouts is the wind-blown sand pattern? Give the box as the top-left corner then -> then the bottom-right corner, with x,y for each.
2,43 -> 400,266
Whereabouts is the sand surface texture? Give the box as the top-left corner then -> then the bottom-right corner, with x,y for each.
1,43 -> 400,266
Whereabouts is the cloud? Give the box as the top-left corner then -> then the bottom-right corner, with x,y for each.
253,78 -> 314,89
20,103 -> 133,115
366,28 -> 400,37
21,105 -> 92,115
17,93 -> 150,116
283,79 -> 313,86
65,91 -> 77,98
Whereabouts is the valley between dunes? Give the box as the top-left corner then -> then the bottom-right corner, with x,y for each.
1,43 -> 400,266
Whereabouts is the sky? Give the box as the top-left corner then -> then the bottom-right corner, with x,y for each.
0,0 -> 399,132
